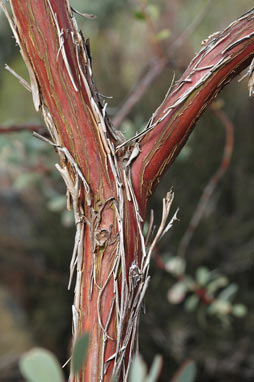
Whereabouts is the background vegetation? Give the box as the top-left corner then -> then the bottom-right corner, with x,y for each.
0,1 -> 253,381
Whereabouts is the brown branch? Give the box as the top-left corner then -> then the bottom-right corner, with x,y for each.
112,58 -> 167,128
0,124 -> 45,134
177,103 -> 234,258
170,0 -> 213,51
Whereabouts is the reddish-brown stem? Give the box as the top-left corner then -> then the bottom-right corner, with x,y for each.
112,58 -> 167,128
0,125 -> 45,134
1,2 -> 253,382
177,104 -> 234,258
131,10 -> 254,212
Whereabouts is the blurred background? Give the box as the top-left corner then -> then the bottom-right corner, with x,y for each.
0,0 -> 253,381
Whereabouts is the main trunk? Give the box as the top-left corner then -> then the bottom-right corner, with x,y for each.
74,194 -> 144,382
1,1 -> 254,381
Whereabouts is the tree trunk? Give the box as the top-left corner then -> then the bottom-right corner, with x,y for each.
1,1 -> 254,381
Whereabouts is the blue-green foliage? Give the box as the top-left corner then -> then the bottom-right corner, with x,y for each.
129,354 -> 163,382
171,360 -> 197,382
19,348 -> 65,382
71,333 -> 89,374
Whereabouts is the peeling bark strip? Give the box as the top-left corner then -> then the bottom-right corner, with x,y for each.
1,1 -> 253,381
130,8 -> 254,211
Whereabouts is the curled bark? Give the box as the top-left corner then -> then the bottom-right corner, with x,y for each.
1,1 -> 253,381
129,9 -> 254,211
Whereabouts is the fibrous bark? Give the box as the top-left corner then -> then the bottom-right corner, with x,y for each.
1,1 -> 253,381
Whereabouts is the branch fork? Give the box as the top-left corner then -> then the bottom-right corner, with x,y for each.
1,2 -> 253,381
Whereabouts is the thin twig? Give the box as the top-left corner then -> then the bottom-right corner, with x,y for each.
0,125 -> 45,134
113,0 -> 213,128
138,0 -> 164,59
113,58 -> 166,129
177,103 -> 234,258
171,0 -> 213,51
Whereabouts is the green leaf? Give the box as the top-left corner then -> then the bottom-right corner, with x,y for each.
177,145 -> 192,162
155,28 -> 171,41
14,172 -> 40,191
196,267 -> 211,286
133,10 -> 146,20
121,120 -> 137,140
130,354 -> 147,382
146,355 -> 163,382
47,195 -> 66,212
167,281 -> 187,304
171,360 -> 197,382
206,276 -> 229,296
232,304 -> 247,317
19,348 -> 64,382
165,257 -> 186,276
147,4 -> 160,20
0,136 -> 9,149
184,294 -> 199,312
184,276 -> 195,290
218,283 -> 238,301
72,333 -> 89,374
207,300 -> 231,315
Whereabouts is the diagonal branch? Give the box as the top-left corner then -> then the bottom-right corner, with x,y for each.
130,8 -> 254,211
177,104 -> 234,258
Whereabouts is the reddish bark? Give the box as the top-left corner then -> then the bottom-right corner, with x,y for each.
131,11 -> 254,212
1,1 -> 254,381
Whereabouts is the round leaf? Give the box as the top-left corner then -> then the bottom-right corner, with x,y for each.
47,195 -> 66,212
130,354 -> 147,382
165,257 -> 186,276
232,304 -> 247,317
155,29 -> 171,41
208,300 -> 231,315
196,267 -> 211,286
184,295 -> 199,312
19,348 -> 64,382
167,281 -> 187,304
